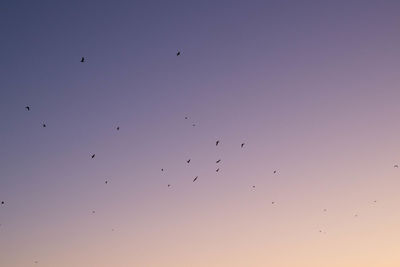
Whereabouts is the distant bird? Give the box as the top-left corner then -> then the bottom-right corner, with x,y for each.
252,185 -> 256,189
271,202 -> 275,204
80,57 -> 85,63
193,176 -> 198,182
185,116 -> 188,120
187,159 -> 191,164
1,201 -> 4,205
91,154 -> 95,159
216,159 -> 221,163
216,140 -> 220,146
25,106 -> 30,111
167,184 -> 171,187
394,164 -> 398,168
216,168 -> 220,172
176,50 -> 181,56
192,124 -> 196,127
105,180 -> 108,184
116,126 -> 120,131
161,168 -> 164,172
42,123 -> 46,128
323,209 -> 327,212
373,200 -> 377,203
241,143 -> 245,148
273,170 -> 277,174
92,210 -> 95,214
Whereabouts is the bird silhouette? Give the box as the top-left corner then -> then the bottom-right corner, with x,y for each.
167,184 -> 171,187
105,180 -> 108,184
252,185 -> 256,189
273,170 -> 277,174
1,201 -> 4,205
216,159 -> 221,163
25,106 -> 30,111
272,202 -> 275,204
185,116 -> 188,119
92,210 -> 95,214
394,164 -> 399,168
91,154 -> 95,159
216,140 -> 220,146
161,168 -> 164,172
176,50 -> 181,56
187,159 -> 191,164
81,57 -> 85,62
193,176 -> 198,182
116,126 -> 120,131
241,143 -> 245,148
42,123 -> 46,128
192,124 -> 196,127
216,168 -> 220,172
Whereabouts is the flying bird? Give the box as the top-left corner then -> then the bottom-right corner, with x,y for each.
161,168 -> 164,172
187,159 -> 191,164
185,116 -> 188,120
116,126 -> 120,131
271,202 -> 275,204
92,210 -> 95,214
25,106 -> 30,111
167,184 -> 171,187
252,185 -> 256,189
176,50 -> 181,56
394,164 -> 398,168
216,159 -> 221,163
193,176 -> 198,182
91,154 -> 95,159
273,170 -> 277,174
105,180 -> 108,184
42,123 -> 46,128
192,124 -> 196,127
81,57 -> 85,62
216,168 -> 220,172
216,140 -> 220,146
1,201 -> 4,205
241,143 -> 245,148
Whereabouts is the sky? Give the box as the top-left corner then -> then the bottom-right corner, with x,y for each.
1,0 -> 400,266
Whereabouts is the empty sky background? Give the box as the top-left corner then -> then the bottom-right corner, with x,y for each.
1,0 -> 400,266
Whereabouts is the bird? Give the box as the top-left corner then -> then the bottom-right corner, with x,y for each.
105,180 -> 108,184
91,154 -> 95,159
80,57 -> 85,63
187,159 -> 191,164
1,201 -> 4,205
25,106 -> 30,111
394,164 -> 398,168
216,140 -> 220,146
252,185 -> 256,189
273,170 -> 277,174
323,209 -> 327,212
161,168 -> 164,172
241,143 -> 245,148
216,159 -> 221,163
192,124 -> 196,127
176,50 -> 181,56
216,168 -> 220,172
271,202 -> 275,204
167,184 -> 171,187
116,126 -> 120,131
185,116 -> 188,120
193,176 -> 198,182
92,210 -> 95,214
42,123 -> 46,128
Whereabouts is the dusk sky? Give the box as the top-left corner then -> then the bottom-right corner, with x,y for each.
1,1 -> 400,266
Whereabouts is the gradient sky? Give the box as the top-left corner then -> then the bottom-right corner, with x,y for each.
1,1 -> 400,266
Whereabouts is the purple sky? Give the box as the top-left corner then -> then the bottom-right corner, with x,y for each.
1,1 -> 400,266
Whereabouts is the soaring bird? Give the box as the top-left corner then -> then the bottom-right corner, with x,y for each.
81,57 -> 85,63
273,170 -> 277,174
216,159 -> 221,163
25,106 -> 30,111
187,159 -> 191,164
91,154 -> 95,159
167,184 -> 171,187
161,168 -> 164,172
1,201 -> 4,205
241,143 -> 245,148
185,116 -> 188,120
216,140 -> 220,146
394,164 -> 399,168
192,124 -> 196,127
105,180 -> 108,184
116,126 -> 120,131
42,123 -> 46,128
193,176 -> 198,182
252,185 -> 256,189
216,168 -> 220,172
176,50 -> 181,56
271,202 -> 275,204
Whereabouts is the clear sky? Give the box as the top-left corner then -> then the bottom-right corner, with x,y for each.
1,1 -> 400,266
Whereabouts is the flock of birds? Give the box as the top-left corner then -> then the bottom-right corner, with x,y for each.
1,52 -> 397,265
